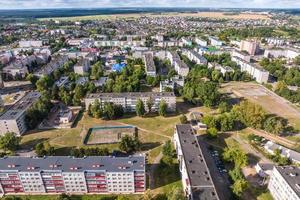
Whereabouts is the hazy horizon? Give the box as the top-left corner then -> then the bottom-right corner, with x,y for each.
1,0 -> 300,9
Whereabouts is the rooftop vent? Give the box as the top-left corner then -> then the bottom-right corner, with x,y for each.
27,166 -> 35,170
290,173 -> 297,177
70,167 -> 79,170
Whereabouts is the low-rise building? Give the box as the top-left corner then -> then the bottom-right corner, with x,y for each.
85,92 -> 176,113
143,53 -> 156,77
93,77 -> 108,87
264,141 -> 300,164
0,92 -> 41,136
59,110 -> 73,124
0,156 -> 145,196
268,166 -> 300,200
232,56 -> 269,83
159,76 -> 184,92
74,59 -> 90,75
55,76 -> 69,88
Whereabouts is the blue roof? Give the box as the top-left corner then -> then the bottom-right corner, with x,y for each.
112,63 -> 126,72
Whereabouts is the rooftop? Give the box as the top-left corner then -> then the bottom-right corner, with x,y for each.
0,92 -> 40,120
276,166 -> 300,197
0,156 -> 145,173
144,53 -> 156,72
86,92 -> 175,99
175,124 -> 219,200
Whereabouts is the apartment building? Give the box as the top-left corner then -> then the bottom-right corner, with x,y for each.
240,40 -> 258,56
0,156 -> 145,196
232,56 -> 269,83
143,53 -> 156,77
182,38 -> 193,47
95,40 -> 145,47
209,37 -> 223,46
74,58 -> 90,75
34,55 -> 69,77
208,63 -> 234,75
264,48 -> 300,60
173,124 -> 223,200
0,92 -> 41,136
232,49 -> 251,62
85,92 -> 176,113
167,51 -> 189,77
19,40 -> 43,48
195,38 -> 207,47
268,166 -> 300,200
182,49 -> 207,65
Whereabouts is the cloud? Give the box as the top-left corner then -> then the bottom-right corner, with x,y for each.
0,0 -> 299,9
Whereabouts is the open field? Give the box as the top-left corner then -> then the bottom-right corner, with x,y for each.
221,82 -> 300,130
38,11 -> 270,21
21,113 -> 177,155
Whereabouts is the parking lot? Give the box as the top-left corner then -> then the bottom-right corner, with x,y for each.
198,136 -> 232,200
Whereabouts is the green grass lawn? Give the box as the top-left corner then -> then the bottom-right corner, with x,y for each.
20,112 -> 178,155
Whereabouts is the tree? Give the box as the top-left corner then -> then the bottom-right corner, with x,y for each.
263,116 -> 286,135
119,135 -> 141,153
0,132 -> 20,152
294,55 -> 300,65
218,101 -> 230,113
143,189 -> 153,200
207,127 -> 218,138
167,186 -> 185,200
35,142 -> 55,156
89,99 -> 102,118
179,114 -> 188,124
26,73 -> 38,85
73,85 -> 85,105
136,99 -> 146,117
146,97 -> 154,113
218,113 -> 234,132
102,102 -> 124,120
231,100 -> 266,129
162,141 -> 173,158
202,115 -> 218,129
159,100 -> 168,117
223,147 -> 248,168
231,178 -> 248,197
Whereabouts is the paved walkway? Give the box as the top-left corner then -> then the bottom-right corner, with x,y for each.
247,128 -> 296,148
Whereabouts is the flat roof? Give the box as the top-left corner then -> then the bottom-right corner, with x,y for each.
144,53 -> 156,72
86,92 -> 175,99
0,156 -> 145,173
175,124 -> 219,200
275,166 -> 300,197
0,91 -> 40,120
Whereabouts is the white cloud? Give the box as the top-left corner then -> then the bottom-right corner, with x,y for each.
0,0 -> 299,9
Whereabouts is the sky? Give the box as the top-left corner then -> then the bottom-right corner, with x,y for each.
0,0 -> 300,9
